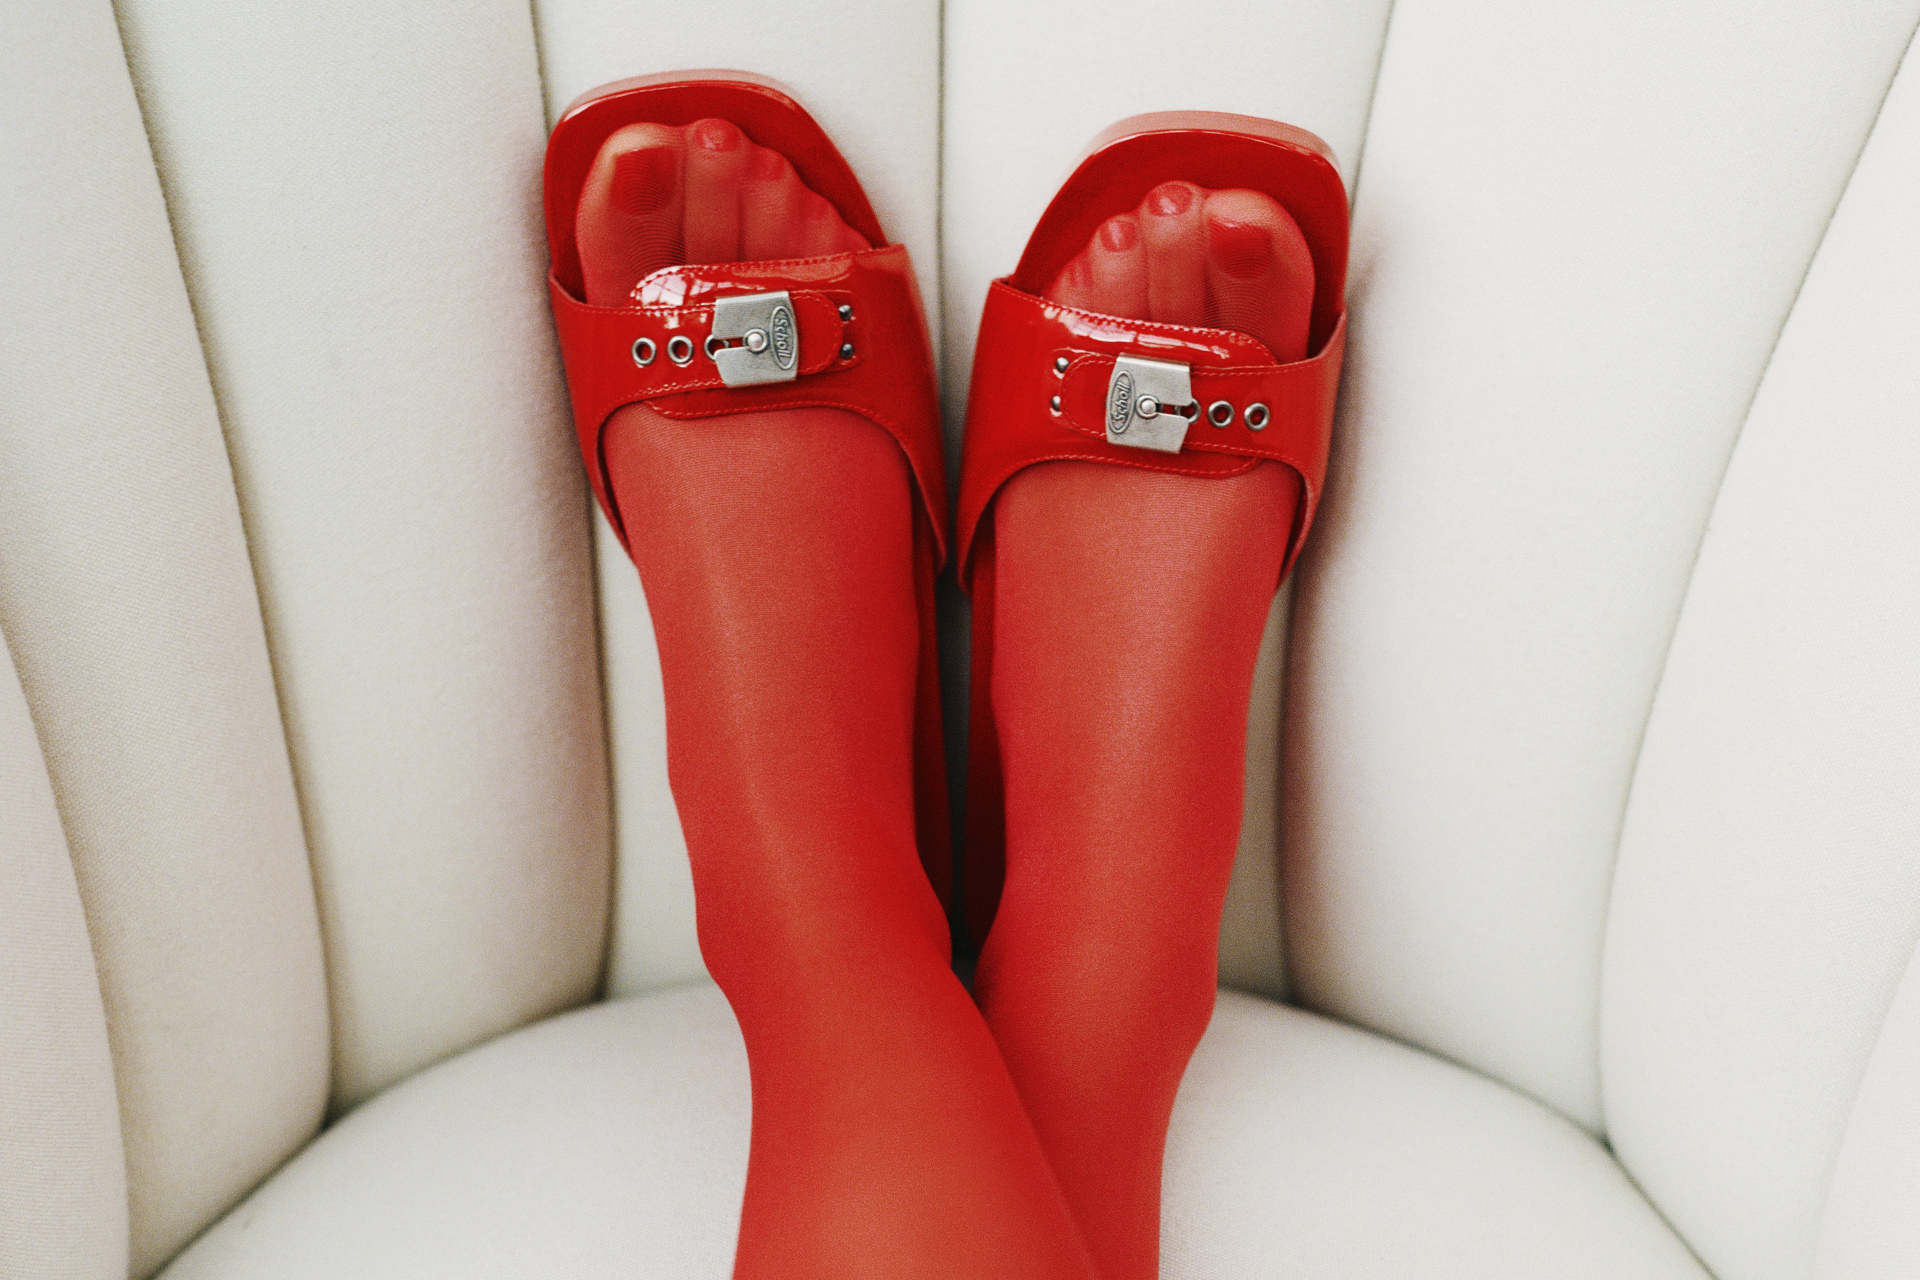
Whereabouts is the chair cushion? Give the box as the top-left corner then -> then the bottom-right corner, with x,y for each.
1164,993 -> 1706,1278
160,986 -> 1704,1279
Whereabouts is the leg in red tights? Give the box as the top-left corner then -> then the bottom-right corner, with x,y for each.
577,118 -> 1096,1279
973,182 -> 1315,1280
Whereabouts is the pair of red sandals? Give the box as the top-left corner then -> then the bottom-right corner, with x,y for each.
544,71 -> 1348,946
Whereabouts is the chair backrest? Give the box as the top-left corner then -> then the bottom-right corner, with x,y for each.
2,2 -> 1916,1278
954,10 -> 1920,1279
1278,10 -> 1920,1280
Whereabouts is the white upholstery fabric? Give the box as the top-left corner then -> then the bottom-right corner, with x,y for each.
1163,994 -> 1707,1279
1602,37 -> 1920,1280
590,541 -> 707,993
161,985 -> 749,1280
7,0 -> 1919,1273
1218,593 -> 1291,997
0,2 -> 329,1269
941,0 -> 1398,998
1815,942 -> 1920,1279
533,0 -> 947,997
1283,0 -> 1920,1130
0,641 -> 126,1280
159,985 -> 1702,1279
113,0 -> 612,1106
941,0 -> 1392,353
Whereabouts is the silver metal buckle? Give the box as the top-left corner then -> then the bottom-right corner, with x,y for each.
709,291 -> 799,387
1104,356 -> 1197,453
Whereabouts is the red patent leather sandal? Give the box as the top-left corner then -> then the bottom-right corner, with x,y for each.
954,112 -> 1349,939
544,71 -> 954,903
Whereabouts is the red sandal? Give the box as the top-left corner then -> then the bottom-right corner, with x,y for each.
954,112 -> 1350,940
544,71 -> 954,906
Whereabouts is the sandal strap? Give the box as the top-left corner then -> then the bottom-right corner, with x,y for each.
549,242 -> 949,562
552,289 -> 853,399
955,278 -> 1346,586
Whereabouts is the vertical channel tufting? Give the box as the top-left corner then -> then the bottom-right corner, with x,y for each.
0,1 -> 331,1271
1282,0 -> 1920,1131
1814,939 -> 1920,1278
942,0 -> 1397,998
110,0 -> 613,1108
1602,29 -> 1920,1280
532,0 -> 946,997
0,640 -> 127,1280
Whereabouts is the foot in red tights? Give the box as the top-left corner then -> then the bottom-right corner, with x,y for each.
974,180 -> 1314,1280
574,119 -> 1097,1279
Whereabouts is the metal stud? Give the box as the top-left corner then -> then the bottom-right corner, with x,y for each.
1207,400 -> 1234,427
1049,394 -> 1062,415
1054,355 -> 1070,375
666,335 -> 694,366
705,328 -> 771,361
839,342 -> 856,360
1245,402 -> 1269,430
632,337 -> 656,367
838,303 -> 854,321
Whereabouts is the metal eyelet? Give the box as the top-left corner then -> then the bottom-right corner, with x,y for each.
838,303 -> 854,321
1207,400 -> 1234,427
631,337 -> 656,367
1245,402 -> 1269,431
1054,355 -> 1070,376
839,342 -> 855,360
1049,395 -> 1062,415
666,335 -> 694,366
703,334 -> 726,360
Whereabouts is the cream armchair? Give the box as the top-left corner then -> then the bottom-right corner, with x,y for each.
4,0 -> 1917,1276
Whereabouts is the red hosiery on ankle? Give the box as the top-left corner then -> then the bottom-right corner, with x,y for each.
606,413 -> 1094,1278
973,185 -> 1314,1280
976,463 -> 1299,1280
580,118 -> 1097,1278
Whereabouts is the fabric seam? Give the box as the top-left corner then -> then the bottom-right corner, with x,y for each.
1593,11 -> 1920,1151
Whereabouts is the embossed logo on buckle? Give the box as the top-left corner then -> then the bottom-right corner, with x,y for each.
768,305 -> 795,368
709,291 -> 799,387
1108,370 -> 1135,435
1104,356 -> 1196,453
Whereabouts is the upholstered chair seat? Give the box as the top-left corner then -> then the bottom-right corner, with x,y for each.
4,1 -> 1915,1278
150,986 -> 1705,1277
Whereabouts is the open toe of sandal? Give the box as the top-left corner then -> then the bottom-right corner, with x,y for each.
543,71 -> 955,904
953,112 -> 1351,939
